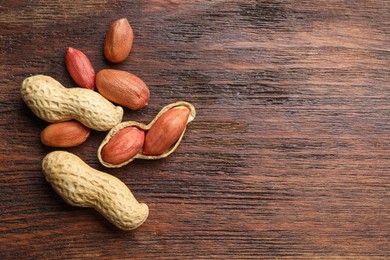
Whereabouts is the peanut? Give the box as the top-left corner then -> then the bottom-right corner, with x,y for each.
101,126 -> 145,165
21,75 -> 123,131
143,106 -> 190,156
42,151 -> 149,230
95,69 -> 150,110
97,101 -> 196,168
41,121 -> 90,147
65,47 -> 96,90
104,18 -> 133,63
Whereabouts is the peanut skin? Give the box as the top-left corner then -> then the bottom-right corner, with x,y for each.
65,47 -> 96,90
41,121 -> 90,147
95,69 -> 150,110
143,106 -> 191,155
21,75 -> 123,131
104,18 -> 133,63
101,126 -> 145,165
42,151 -> 149,230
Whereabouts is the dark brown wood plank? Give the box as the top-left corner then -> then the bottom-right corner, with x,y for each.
0,0 -> 389,259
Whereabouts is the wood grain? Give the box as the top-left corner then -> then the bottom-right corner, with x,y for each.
0,0 -> 389,259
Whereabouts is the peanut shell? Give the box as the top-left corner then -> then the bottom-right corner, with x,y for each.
97,101 -> 196,168
42,151 -> 149,230
21,75 -> 123,131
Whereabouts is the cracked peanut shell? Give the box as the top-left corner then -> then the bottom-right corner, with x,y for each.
97,101 -> 196,168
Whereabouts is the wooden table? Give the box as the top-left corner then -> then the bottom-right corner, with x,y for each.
1,1 -> 389,259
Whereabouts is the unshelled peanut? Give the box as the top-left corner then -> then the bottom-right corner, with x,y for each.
21,75 -> 123,131
42,151 -> 149,230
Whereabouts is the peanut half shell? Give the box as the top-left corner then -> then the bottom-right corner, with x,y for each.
97,101 -> 196,168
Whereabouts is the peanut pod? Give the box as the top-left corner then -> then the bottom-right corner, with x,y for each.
97,101 -> 196,168
42,151 -> 149,230
21,75 -> 123,131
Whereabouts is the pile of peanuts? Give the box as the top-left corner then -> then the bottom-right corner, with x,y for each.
21,18 -> 196,230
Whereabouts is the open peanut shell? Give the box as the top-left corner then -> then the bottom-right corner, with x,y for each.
97,101 -> 196,168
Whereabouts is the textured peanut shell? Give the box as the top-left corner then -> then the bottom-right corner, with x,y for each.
42,151 -> 149,230
21,75 -> 123,131
98,101 -> 196,168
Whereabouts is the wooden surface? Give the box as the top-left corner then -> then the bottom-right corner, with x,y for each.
0,0 -> 389,259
